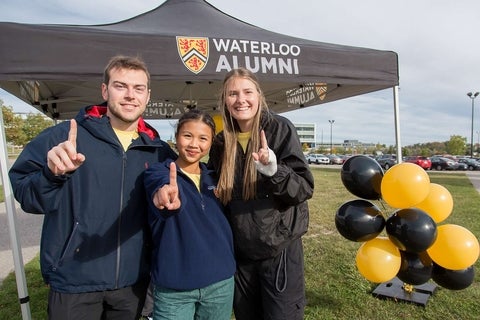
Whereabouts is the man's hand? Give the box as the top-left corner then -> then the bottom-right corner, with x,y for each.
47,119 -> 86,176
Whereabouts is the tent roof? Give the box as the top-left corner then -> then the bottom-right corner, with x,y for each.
0,0 -> 399,120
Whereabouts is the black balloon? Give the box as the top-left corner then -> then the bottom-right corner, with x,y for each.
432,263 -> 475,290
386,208 -> 437,253
397,251 -> 432,285
335,199 -> 385,242
341,155 -> 383,200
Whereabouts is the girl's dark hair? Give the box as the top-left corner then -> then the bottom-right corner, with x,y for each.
175,109 -> 216,138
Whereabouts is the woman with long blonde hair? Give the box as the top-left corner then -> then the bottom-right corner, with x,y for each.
208,68 -> 314,320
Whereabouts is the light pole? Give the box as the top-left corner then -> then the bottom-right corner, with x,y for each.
477,130 -> 480,154
468,92 -> 479,158
328,120 -> 335,154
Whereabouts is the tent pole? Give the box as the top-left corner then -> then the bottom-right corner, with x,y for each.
393,86 -> 402,163
0,112 -> 32,319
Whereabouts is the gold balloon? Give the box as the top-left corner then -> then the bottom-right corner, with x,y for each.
355,237 -> 401,283
427,224 -> 480,270
415,183 -> 453,223
380,162 -> 430,208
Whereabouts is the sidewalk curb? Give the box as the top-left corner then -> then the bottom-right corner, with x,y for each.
0,246 -> 39,284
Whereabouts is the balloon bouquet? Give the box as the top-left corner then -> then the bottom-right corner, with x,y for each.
336,155 -> 479,291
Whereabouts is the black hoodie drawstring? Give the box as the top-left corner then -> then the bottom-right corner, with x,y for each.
275,248 -> 288,292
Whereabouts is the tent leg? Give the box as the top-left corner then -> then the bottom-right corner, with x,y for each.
393,86 -> 402,162
0,112 -> 32,319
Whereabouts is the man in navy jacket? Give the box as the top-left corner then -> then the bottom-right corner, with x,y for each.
9,55 -> 176,320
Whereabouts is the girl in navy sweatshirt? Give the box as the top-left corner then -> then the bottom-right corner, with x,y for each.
144,110 -> 235,320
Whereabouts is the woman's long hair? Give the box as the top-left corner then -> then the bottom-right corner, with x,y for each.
216,68 -> 270,204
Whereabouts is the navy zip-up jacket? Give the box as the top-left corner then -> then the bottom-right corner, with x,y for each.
144,160 -> 235,290
8,105 -> 177,293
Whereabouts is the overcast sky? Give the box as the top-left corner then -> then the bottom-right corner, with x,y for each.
1,0 -> 479,146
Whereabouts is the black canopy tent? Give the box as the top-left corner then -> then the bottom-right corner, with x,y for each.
0,0 -> 398,120
0,0 -> 400,318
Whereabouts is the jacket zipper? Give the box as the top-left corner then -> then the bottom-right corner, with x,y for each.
115,152 -> 127,288
199,176 -> 207,213
200,187 -> 205,212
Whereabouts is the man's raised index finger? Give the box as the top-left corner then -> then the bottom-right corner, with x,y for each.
68,119 -> 78,148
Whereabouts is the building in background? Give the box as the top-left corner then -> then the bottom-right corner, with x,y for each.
294,123 -> 316,148
293,123 -> 378,154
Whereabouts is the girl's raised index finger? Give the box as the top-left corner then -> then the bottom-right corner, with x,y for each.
169,162 -> 177,187
68,119 -> 78,148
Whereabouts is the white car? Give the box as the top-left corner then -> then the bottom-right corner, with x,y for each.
306,154 -> 330,164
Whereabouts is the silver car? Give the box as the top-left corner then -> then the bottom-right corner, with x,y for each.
306,154 -> 330,164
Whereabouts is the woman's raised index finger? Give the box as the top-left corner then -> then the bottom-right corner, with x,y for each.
260,130 -> 269,149
68,119 -> 77,148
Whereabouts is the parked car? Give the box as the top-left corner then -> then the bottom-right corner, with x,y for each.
403,156 -> 432,170
430,156 -> 467,171
339,155 -> 352,164
327,154 -> 344,165
375,154 -> 397,170
457,158 -> 480,171
306,153 -> 330,164
455,161 -> 468,170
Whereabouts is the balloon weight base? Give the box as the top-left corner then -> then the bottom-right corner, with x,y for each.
372,277 -> 437,306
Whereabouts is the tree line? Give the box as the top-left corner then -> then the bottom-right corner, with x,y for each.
312,135 -> 469,158
2,103 -> 54,147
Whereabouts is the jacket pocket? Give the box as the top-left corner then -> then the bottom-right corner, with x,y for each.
228,199 -> 309,260
56,221 -> 80,267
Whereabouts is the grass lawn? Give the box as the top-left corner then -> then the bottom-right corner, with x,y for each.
303,167 -> 480,320
0,167 -> 479,319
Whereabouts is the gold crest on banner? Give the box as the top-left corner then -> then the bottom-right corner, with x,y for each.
315,83 -> 328,100
176,36 -> 209,74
